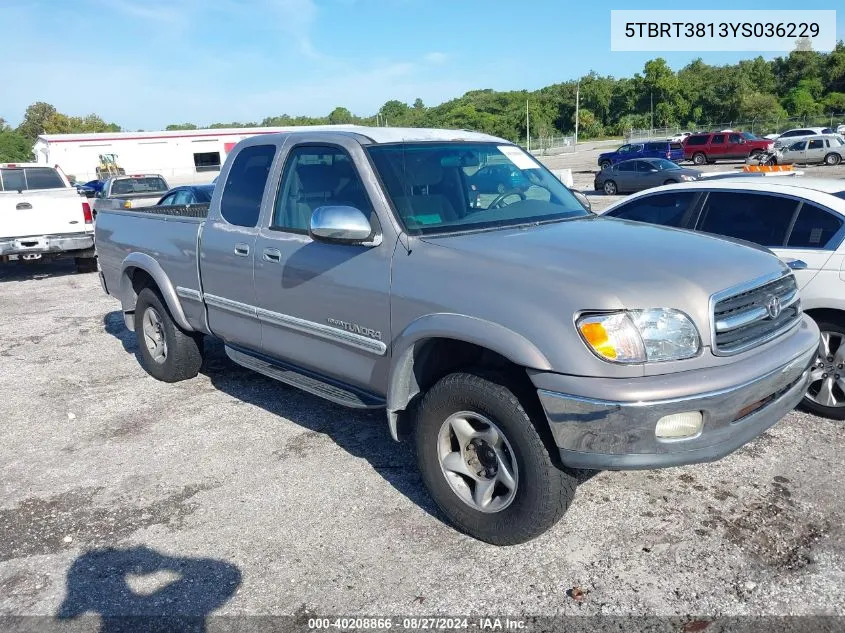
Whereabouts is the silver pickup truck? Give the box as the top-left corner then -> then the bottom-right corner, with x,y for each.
95,127 -> 819,545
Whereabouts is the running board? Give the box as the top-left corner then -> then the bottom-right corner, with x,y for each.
224,345 -> 385,409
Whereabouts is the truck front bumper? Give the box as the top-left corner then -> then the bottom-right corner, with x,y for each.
532,315 -> 819,470
0,233 -> 94,258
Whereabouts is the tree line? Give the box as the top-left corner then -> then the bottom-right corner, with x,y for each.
2,45 -> 844,163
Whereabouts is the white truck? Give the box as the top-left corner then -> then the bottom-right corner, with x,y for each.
0,163 -> 97,273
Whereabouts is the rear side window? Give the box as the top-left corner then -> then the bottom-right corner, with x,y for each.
711,134 -> 726,144
607,192 -> 698,228
669,143 -> 683,150
220,144 -> 277,227
697,192 -> 799,247
822,128 -> 834,135
808,139 -> 824,150
685,135 -> 708,146
787,203 -> 843,249
0,167 -> 64,191
617,162 -> 637,172
645,142 -> 665,151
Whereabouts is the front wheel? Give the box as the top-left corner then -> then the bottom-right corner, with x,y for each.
415,372 -> 577,545
801,320 -> 845,420
603,180 -> 618,195
135,287 -> 203,383
692,152 -> 707,166
824,153 -> 841,166
663,179 -> 678,186
750,149 -> 762,158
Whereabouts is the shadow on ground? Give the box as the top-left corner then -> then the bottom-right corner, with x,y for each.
0,260 -> 89,283
102,313 -> 600,526
57,546 -> 241,633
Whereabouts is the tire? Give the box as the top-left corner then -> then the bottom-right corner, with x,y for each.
692,152 -> 707,166
600,160 -> 612,170
74,257 -> 97,273
663,179 -> 678,186
603,180 -> 618,195
800,318 -> 845,420
135,287 -> 203,383
824,153 -> 841,166
496,182 -> 506,194
414,372 -> 577,545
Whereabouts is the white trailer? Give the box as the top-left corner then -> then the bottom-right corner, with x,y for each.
32,125 -> 359,186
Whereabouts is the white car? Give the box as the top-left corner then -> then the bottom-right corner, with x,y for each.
601,176 -> 845,419
0,163 -> 96,272
668,132 -> 691,143
775,134 -> 845,166
773,126 -> 838,148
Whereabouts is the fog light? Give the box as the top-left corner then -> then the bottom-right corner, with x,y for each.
655,411 -> 703,439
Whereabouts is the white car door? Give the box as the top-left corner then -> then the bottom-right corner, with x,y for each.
770,200 -> 844,290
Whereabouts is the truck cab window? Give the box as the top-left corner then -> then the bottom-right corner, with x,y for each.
220,144 -> 277,227
272,145 -> 372,233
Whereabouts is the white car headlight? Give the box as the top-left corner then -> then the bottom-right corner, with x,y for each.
577,309 -> 701,363
679,174 -> 695,181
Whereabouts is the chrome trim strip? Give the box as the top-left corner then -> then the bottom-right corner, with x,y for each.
203,293 -> 386,356
176,286 -> 202,302
203,293 -> 256,318
255,307 -> 386,356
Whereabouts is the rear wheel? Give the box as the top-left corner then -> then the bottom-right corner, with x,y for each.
415,372 -> 577,545
692,152 -> 707,166
600,160 -> 612,170
824,153 -> 841,166
135,287 -> 203,383
603,180 -> 618,195
801,318 -> 845,420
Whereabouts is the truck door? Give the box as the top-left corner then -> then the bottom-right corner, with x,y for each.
727,133 -> 744,158
199,142 -> 278,351
252,141 -> 392,392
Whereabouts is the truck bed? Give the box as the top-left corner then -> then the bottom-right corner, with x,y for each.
95,204 -> 209,332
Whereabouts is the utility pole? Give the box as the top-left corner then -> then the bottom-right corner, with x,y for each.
526,98 -> 530,152
650,91 -> 654,134
574,81 -> 580,145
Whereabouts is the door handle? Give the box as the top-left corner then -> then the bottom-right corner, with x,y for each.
262,247 -> 282,263
234,243 -> 250,257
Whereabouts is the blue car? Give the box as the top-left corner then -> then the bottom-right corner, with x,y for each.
598,141 -> 684,170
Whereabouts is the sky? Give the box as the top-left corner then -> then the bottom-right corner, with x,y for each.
1,0 -> 843,131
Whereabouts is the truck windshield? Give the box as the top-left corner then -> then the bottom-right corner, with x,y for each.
366,142 -> 589,235
111,177 -> 168,196
0,167 -> 65,192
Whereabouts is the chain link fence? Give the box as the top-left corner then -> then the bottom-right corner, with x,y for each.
519,135 -> 577,156
626,114 -> 845,142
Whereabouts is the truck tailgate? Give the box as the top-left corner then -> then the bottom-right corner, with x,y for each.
0,188 -> 90,239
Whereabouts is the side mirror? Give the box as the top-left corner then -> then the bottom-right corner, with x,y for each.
309,206 -> 376,245
571,189 -> 592,212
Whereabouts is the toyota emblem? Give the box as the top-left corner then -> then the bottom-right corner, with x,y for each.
766,295 -> 782,319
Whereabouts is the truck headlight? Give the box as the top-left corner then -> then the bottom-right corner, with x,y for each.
577,309 -> 701,363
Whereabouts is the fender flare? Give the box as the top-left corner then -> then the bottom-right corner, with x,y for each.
385,313 -> 552,440
119,252 -> 192,332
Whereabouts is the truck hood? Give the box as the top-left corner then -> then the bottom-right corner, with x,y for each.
419,216 -> 788,335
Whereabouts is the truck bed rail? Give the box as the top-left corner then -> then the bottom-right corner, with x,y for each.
124,203 -> 210,219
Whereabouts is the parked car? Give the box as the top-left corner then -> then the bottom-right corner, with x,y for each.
91,174 -> 169,217
682,132 -> 774,165
774,135 -> 845,166
597,141 -> 684,170
602,176 -> 845,418
75,179 -> 104,198
156,184 -> 215,206
0,163 -> 96,272
773,127 -> 838,148
837,124 -> 845,136
594,158 -> 701,195
467,163 -> 529,194
668,132 -> 691,143
95,127 -> 818,545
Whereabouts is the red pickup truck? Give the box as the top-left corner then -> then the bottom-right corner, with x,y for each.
682,132 -> 773,165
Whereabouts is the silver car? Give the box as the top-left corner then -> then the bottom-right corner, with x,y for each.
594,158 -> 701,195
776,135 -> 845,166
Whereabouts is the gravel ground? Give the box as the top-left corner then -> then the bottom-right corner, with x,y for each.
0,150 -> 844,629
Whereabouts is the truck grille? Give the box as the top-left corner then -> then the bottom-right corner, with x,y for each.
712,274 -> 801,355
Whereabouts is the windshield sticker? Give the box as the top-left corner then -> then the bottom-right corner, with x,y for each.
498,145 -> 541,170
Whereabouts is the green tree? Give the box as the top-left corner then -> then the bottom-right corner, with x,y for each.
782,87 -> 822,117
327,107 -> 354,124
166,123 -> 198,130
822,92 -> 845,113
0,129 -> 32,162
16,101 -> 58,141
